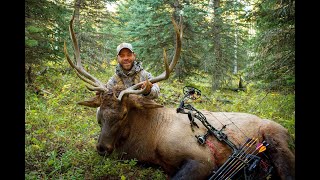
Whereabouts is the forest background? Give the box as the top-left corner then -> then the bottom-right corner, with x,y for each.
25,0 -> 295,179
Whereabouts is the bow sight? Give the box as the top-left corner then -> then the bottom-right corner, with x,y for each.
177,86 -> 201,113
176,86 -> 274,180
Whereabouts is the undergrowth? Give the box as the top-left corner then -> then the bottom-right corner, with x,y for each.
25,61 -> 295,179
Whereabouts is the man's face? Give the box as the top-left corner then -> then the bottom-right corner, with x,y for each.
117,48 -> 136,70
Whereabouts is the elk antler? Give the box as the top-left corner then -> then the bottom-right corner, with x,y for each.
117,15 -> 183,101
63,11 -> 108,93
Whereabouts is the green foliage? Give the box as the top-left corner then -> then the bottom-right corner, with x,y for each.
26,25 -> 43,33
71,0 -> 119,68
25,39 -> 39,47
25,0 -> 70,66
245,0 -> 295,92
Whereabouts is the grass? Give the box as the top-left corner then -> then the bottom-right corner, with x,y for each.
25,61 -> 295,179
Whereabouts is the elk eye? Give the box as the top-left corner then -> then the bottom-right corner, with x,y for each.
122,112 -> 127,120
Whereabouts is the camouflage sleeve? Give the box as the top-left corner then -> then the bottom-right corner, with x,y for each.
105,75 -> 117,91
140,70 -> 160,99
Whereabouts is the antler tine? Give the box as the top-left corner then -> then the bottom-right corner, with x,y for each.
168,15 -> 182,72
64,10 -> 107,92
116,15 -> 183,101
150,15 -> 182,83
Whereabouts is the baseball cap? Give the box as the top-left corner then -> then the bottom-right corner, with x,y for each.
116,42 -> 133,55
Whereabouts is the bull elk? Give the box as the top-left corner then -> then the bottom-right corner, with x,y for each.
64,12 -> 295,180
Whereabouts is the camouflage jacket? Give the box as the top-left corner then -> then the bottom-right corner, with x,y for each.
106,61 -> 160,99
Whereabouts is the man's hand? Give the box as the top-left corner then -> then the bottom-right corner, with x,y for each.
141,81 -> 153,95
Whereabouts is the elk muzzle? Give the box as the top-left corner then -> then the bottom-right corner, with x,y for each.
96,143 -> 114,156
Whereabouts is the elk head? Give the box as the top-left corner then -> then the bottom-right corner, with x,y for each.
64,11 -> 183,156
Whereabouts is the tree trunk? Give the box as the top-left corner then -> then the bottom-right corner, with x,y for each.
233,28 -> 238,75
238,75 -> 243,89
233,1 -> 238,75
211,0 -> 223,91
74,0 -> 82,49
26,65 -> 32,84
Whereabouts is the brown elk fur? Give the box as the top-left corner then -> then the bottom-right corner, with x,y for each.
80,90 -> 295,180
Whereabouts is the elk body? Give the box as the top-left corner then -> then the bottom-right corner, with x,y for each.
97,94 -> 295,180
64,12 -> 295,180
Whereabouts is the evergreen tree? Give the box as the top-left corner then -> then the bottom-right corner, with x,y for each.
246,0 -> 295,92
25,0 -> 70,82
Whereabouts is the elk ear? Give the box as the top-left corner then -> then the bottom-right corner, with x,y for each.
77,94 -> 102,108
141,101 -> 164,109
130,96 -> 163,109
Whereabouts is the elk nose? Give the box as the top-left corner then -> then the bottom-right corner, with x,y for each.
96,143 -> 113,156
